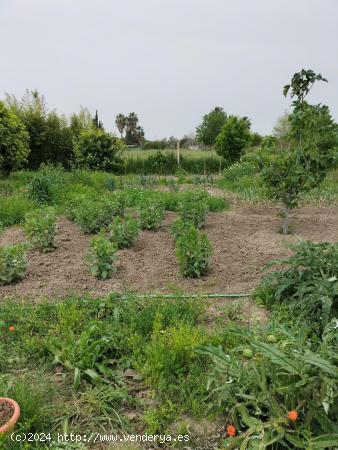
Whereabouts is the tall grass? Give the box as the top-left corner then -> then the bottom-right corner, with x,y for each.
121,151 -> 223,175
125,148 -> 220,159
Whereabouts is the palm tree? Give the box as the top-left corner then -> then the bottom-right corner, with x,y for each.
125,112 -> 139,145
115,113 -> 126,139
126,112 -> 138,133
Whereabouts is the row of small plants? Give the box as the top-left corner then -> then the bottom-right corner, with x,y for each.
84,209 -> 160,281
0,165 -> 227,228
170,190 -> 213,278
0,167 -> 227,284
84,190 -> 215,280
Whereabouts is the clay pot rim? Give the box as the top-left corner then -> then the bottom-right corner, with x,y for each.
0,397 -> 20,433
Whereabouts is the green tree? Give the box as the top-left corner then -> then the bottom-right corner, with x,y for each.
5,90 -> 73,169
0,101 -> 30,174
74,128 -> 125,171
250,132 -> 263,147
261,69 -> 338,234
135,125 -> 145,146
196,106 -> 227,146
92,109 -> 104,130
215,115 -> 251,163
124,112 -> 145,145
115,113 -> 126,139
70,106 -> 93,141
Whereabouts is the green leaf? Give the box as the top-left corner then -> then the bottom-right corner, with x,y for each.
283,84 -> 290,97
84,368 -> 101,384
73,367 -> 81,390
311,434 -> 338,448
302,351 -> 338,377
285,433 -> 306,448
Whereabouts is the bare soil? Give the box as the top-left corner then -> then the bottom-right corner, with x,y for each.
0,204 -> 337,302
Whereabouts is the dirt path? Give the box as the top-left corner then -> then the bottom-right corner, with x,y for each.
0,204 -> 337,302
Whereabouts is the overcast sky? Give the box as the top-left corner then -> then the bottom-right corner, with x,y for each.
1,0 -> 337,139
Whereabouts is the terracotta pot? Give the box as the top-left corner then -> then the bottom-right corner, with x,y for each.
0,398 -> 20,433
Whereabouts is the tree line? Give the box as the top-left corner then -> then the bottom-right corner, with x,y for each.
0,90 -> 149,174
1,69 -> 337,198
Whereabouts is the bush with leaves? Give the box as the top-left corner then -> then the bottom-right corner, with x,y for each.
139,201 -> 165,230
28,165 -> 65,205
0,195 -> 36,227
215,115 -> 252,164
74,128 -> 125,171
199,317 -> 338,449
71,196 -> 125,234
177,190 -> 209,228
47,321 -> 124,389
24,207 -> 57,253
143,318 -> 212,418
86,233 -> 117,279
176,225 -> 212,278
0,101 -> 30,174
255,241 -> 338,334
196,106 -> 227,146
0,244 -> 27,286
170,218 -> 192,241
108,215 -> 139,249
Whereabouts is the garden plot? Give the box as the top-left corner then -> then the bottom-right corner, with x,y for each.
0,203 -> 337,302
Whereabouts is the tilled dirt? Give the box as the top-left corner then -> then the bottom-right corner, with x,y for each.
0,204 -> 337,302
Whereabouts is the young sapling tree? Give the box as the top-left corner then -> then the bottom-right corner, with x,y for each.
261,69 -> 338,234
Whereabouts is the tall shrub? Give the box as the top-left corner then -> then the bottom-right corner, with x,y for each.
0,101 -> 29,174
75,129 -> 125,171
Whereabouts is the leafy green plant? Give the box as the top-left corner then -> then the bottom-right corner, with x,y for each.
55,384 -> 131,435
176,225 -> 212,278
177,190 -> 209,228
108,215 -> 139,249
0,195 -> 36,227
28,165 -> 65,205
255,241 -> 338,333
105,176 -> 116,191
170,218 -> 192,240
24,207 -> 57,252
166,178 -> 179,192
47,321 -> 124,389
74,128 -> 125,171
0,101 -> 29,174
71,196 -> 125,234
143,317 -> 214,418
0,243 -> 27,285
139,201 -> 164,230
86,233 -> 117,279
199,320 -> 338,449
144,319 -> 208,383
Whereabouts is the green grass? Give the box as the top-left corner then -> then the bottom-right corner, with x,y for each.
217,163 -> 338,205
0,294 -> 227,448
